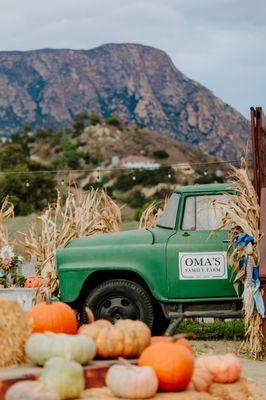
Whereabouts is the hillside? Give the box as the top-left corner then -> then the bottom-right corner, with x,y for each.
29,122 -> 218,170
0,117 -> 230,218
0,43 -> 249,159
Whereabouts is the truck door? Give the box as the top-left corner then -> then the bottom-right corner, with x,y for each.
166,194 -> 237,299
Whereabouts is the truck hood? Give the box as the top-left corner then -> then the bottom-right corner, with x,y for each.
66,229 -> 153,248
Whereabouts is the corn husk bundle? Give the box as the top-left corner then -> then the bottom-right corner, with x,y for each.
213,157 -> 264,359
0,196 -> 14,248
139,198 -> 168,229
0,298 -> 31,367
19,187 -> 122,300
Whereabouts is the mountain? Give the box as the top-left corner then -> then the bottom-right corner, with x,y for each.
0,43 -> 249,159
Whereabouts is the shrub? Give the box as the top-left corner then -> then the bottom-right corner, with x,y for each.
126,190 -> 145,208
153,150 -> 169,159
106,115 -> 122,128
114,167 -> 176,191
89,113 -> 101,125
175,319 -> 244,341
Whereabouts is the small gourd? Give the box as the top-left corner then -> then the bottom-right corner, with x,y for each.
188,359 -> 213,392
25,333 -> 96,365
40,357 -> 85,400
106,359 -> 158,399
197,353 -> 241,383
5,381 -> 59,400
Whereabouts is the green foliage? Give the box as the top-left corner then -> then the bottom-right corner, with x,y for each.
0,168 -> 57,216
82,152 -> 91,164
125,190 -> 145,208
34,128 -> 53,140
114,167 -> 176,191
55,137 -> 85,169
106,115 -> 122,128
175,319 -> 244,341
0,142 -> 57,216
71,112 -> 89,137
194,174 -> 224,184
2,142 -> 29,169
153,149 -> 169,159
88,113 -> 101,126
91,148 -> 104,166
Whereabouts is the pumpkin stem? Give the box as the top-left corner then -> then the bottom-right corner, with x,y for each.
85,307 -> 95,323
118,357 -> 135,369
171,333 -> 196,341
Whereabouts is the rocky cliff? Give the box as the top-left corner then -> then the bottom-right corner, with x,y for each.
0,43 -> 249,159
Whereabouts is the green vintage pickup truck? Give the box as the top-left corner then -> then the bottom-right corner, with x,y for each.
56,183 -> 241,332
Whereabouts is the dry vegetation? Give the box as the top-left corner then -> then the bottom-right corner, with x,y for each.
139,199 -> 167,229
0,196 -> 14,247
214,158 -> 263,359
19,187 -> 122,299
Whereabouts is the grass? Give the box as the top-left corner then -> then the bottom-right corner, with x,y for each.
175,319 -> 245,341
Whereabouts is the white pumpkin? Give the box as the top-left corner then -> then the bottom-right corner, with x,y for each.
25,333 -> 96,366
5,381 -> 59,400
106,362 -> 158,399
40,357 -> 85,400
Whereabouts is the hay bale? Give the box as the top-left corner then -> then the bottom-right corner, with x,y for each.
80,379 -> 266,399
0,297 -> 31,367
209,378 -> 266,400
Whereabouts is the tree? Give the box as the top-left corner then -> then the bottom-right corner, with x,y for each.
0,143 -> 57,215
0,143 -> 28,170
106,115 -> 122,128
0,166 -> 57,216
88,113 -> 101,126
153,150 -> 169,159
71,112 -> 89,137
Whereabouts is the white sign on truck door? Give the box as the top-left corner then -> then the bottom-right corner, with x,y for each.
179,252 -> 227,280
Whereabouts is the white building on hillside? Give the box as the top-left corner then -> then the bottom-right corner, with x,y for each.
121,156 -> 160,169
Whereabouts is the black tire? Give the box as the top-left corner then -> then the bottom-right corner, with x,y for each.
152,304 -> 169,335
82,279 -> 154,329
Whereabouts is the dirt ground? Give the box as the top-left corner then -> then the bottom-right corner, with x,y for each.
192,340 -> 266,392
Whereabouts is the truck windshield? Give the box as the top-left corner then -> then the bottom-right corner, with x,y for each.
157,193 -> 180,229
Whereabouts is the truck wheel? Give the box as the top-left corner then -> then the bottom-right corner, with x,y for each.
82,279 -> 154,329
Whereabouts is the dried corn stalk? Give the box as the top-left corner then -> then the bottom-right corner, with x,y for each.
139,198 -> 168,229
20,187 -> 122,300
213,157 -> 264,359
0,196 -> 14,247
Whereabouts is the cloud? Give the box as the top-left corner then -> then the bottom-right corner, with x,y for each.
0,0 -> 264,117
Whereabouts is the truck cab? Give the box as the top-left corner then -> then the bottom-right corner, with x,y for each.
56,183 -> 241,332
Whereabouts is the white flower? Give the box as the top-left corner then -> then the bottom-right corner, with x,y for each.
0,246 -> 15,260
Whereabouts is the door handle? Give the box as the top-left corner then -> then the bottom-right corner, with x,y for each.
182,232 -> 190,237
223,239 -> 230,243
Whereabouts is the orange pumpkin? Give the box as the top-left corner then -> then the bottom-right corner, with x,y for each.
28,301 -> 78,334
197,353 -> 241,384
24,276 -> 44,289
139,342 -> 194,392
78,319 -> 151,359
150,335 -> 193,353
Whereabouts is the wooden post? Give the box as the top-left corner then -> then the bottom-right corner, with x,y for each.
250,107 -> 266,345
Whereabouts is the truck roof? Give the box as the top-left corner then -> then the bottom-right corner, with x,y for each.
175,183 -> 234,194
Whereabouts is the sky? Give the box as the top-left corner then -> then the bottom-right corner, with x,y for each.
0,0 -> 265,118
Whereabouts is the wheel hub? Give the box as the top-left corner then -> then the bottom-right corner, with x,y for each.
98,295 -> 139,323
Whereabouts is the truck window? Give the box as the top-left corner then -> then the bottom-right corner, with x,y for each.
157,193 -> 180,229
182,194 -> 227,231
